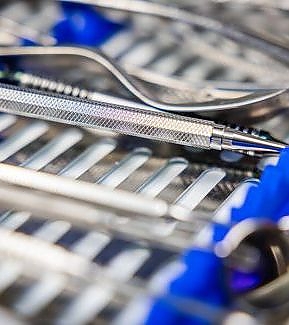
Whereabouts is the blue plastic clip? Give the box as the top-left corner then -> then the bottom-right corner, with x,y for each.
52,2 -> 124,46
145,207 -> 240,324
231,147 -> 289,223
21,2 -> 125,46
145,234 -> 231,325
146,148 -> 289,324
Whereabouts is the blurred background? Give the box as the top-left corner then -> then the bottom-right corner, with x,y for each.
0,1 -> 288,324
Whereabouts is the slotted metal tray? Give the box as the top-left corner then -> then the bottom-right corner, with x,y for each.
0,112 -> 261,324
0,1 -> 287,323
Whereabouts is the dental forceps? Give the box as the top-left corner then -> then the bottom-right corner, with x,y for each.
0,46 -> 288,117
0,82 -> 285,155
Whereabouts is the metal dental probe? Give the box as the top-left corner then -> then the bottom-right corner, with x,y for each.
0,83 -> 285,155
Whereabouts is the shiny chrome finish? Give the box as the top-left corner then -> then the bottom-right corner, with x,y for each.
216,220 -> 289,311
0,83 -> 285,155
64,0 -> 289,65
0,46 -> 288,115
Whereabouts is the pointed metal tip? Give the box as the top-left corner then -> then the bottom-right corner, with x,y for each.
228,130 -> 287,154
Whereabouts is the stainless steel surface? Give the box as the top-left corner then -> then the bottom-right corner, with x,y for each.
0,83 -> 214,149
0,83 -> 285,154
67,0 -> 289,66
0,1 -> 288,324
0,111 -> 259,323
1,46 -> 288,116
1,3 -> 288,127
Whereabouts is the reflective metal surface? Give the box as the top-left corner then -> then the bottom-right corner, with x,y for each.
0,1 -> 288,324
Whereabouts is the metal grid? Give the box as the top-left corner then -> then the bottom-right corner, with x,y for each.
0,112 -> 260,324
0,1 -> 286,323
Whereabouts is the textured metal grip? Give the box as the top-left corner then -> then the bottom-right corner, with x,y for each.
0,84 -> 213,149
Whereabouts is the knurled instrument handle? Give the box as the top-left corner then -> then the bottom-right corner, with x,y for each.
0,83 -> 215,149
